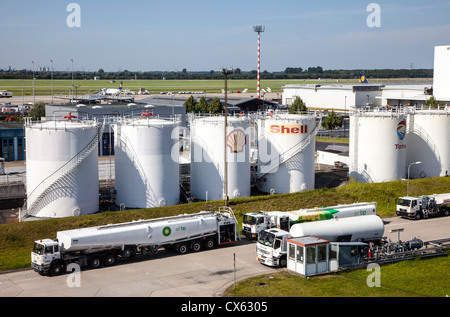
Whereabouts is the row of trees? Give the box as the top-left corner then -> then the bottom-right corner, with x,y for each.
184,96 -> 224,114
0,68 -> 433,80
288,96 -> 343,135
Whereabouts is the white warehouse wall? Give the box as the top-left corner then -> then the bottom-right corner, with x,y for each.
433,45 -> 450,101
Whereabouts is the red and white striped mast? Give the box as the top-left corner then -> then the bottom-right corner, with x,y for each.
253,25 -> 265,99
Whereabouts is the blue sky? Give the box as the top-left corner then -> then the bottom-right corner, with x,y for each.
1,0 -> 450,72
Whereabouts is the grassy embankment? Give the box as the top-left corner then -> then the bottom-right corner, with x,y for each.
1,177 -> 449,274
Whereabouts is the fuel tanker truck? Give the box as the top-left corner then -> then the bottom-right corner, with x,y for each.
31,209 -> 238,275
256,215 -> 385,267
243,202 -> 377,239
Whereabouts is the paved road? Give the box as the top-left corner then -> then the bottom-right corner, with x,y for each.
0,216 -> 449,297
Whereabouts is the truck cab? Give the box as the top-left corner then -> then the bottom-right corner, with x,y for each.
243,213 -> 269,239
256,228 -> 291,267
396,196 -> 419,219
243,212 -> 290,239
31,239 -> 61,274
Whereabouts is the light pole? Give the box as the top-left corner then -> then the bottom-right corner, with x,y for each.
50,59 -> 54,104
31,61 -> 35,105
407,161 -> 422,196
220,67 -> 233,207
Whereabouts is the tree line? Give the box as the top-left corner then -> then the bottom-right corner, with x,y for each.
0,68 -> 433,80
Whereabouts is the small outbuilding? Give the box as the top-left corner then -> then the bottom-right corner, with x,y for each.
286,235 -> 369,277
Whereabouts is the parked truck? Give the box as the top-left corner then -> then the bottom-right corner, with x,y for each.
256,215 -> 385,267
243,202 -> 377,239
396,193 -> 450,220
31,209 -> 239,275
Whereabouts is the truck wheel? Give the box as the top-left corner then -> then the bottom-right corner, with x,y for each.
190,241 -> 202,252
279,256 -> 287,267
50,263 -> 64,276
203,238 -> 216,250
415,213 -> 422,220
89,256 -> 102,269
176,243 -> 189,255
104,254 -> 117,266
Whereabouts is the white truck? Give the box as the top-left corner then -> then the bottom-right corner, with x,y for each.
31,209 -> 238,275
256,215 -> 385,267
242,202 -> 377,239
396,193 -> 450,220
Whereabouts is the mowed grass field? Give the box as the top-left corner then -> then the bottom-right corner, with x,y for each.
0,78 -> 328,96
0,77 -> 426,96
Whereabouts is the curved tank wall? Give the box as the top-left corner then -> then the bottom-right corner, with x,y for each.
256,114 -> 317,194
190,116 -> 251,201
406,110 -> 450,178
349,112 -> 407,183
25,120 -> 100,218
114,117 -> 180,209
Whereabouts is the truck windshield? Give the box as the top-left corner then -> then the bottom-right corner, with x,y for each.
397,199 -> 411,207
243,215 -> 256,225
33,242 -> 44,255
257,230 -> 275,247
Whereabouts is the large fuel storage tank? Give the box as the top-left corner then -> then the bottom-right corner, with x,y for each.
190,116 -> 251,201
114,116 -> 181,209
406,110 -> 450,178
25,119 -> 101,218
256,113 -> 319,194
349,111 -> 407,182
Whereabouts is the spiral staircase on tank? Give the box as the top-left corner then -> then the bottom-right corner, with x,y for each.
21,120 -> 105,219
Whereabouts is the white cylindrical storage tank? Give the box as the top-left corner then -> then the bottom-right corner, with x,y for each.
25,120 -> 100,218
406,110 -> 450,178
290,215 -> 385,242
190,116 -> 251,201
114,117 -> 180,209
256,113 -> 318,194
349,112 -> 407,182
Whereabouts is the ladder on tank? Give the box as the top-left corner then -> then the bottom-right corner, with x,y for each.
22,120 -> 105,218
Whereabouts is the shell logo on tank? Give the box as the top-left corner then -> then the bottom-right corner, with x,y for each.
162,227 -> 171,236
396,120 -> 406,140
268,124 -> 308,134
227,129 -> 246,153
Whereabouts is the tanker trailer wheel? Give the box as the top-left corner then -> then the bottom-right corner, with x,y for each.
190,241 -> 202,252
104,254 -> 117,266
203,238 -> 217,250
89,256 -> 102,269
176,243 -> 189,255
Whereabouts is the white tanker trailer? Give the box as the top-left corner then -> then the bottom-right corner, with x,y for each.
31,209 -> 238,275
256,215 -> 385,267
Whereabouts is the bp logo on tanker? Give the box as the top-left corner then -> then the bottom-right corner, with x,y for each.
396,119 -> 406,140
162,227 -> 171,236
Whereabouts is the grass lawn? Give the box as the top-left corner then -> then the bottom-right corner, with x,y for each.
224,251 -> 450,297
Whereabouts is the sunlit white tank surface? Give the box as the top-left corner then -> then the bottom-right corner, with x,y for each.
190,116 -> 251,201
256,113 -> 318,194
289,215 -> 385,242
406,110 -> 450,179
25,120 -> 100,218
114,116 -> 180,208
349,111 -> 407,182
